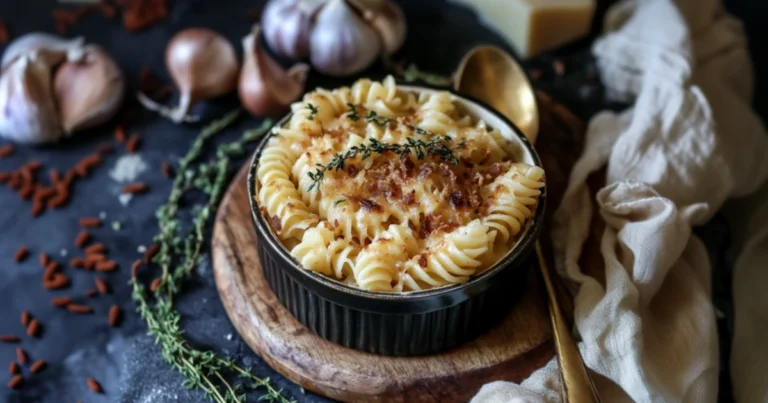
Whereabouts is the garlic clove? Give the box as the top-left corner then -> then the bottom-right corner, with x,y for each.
54,45 -> 125,134
0,53 -> 63,144
262,0 -> 322,60
1,32 -> 84,70
239,25 -> 309,117
358,0 -> 406,56
310,0 -> 381,77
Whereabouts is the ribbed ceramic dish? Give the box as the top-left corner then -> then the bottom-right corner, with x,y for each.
248,84 -> 546,356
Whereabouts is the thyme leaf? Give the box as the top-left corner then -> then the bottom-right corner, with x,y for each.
402,63 -> 452,87
306,103 -> 318,120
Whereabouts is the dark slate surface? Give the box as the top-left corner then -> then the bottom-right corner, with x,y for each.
0,0 -> 762,402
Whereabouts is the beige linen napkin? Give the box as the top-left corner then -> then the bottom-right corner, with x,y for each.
472,0 -> 768,402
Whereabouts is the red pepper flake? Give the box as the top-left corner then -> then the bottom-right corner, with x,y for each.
85,243 -> 105,255
43,273 -> 70,290
125,133 -> 141,153
359,199 -> 381,212
85,289 -> 99,297
68,304 -> 93,314
30,360 -> 46,374
39,252 -> 51,268
20,311 -> 31,327
131,259 -> 142,278
553,60 -> 566,76
122,182 -> 148,194
150,278 -> 162,293
94,278 -> 109,294
49,169 -> 61,184
16,348 -> 27,365
161,162 -> 175,178
86,377 -> 103,393
51,296 -> 72,307
0,335 -> 20,343
47,187 -> 70,209
95,260 -> 117,272
114,126 -> 126,143
75,231 -> 91,247
0,17 -> 9,45
85,253 -> 107,265
26,319 -> 40,337
108,305 -> 121,327
79,217 -> 102,228
8,375 -> 23,390
13,246 -> 29,262
8,361 -> 19,375
19,182 -> 35,200
33,185 -> 56,202
0,144 -> 14,157
98,1 -> 117,18
43,261 -> 59,281
417,254 -> 428,268
69,257 -> 86,268
95,144 -> 115,154
144,243 -> 159,264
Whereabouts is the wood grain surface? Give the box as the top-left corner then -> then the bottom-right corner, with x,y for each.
211,92 -> 587,402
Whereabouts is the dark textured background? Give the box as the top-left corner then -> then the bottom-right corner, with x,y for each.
0,0 -> 763,402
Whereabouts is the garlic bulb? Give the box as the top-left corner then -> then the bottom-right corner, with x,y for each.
1,33 -> 84,70
0,52 -> 63,144
239,25 -> 309,117
54,45 -> 125,134
310,0 -> 381,76
261,0 -> 320,59
260,0 -> 406,77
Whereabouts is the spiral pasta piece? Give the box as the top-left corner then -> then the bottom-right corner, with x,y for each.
482,163 -> 544,245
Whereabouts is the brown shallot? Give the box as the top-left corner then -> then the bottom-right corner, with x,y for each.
239,25 -> 308,117
138,28 -> 239,123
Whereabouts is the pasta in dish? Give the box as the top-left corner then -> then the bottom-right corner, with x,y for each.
255,76 -> 544,292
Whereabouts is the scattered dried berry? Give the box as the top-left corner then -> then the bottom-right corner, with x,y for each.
75,231 -> 91,247
125,133 -> 141,153
79,217 -> 102,228
13,246 -> 29,263
94,278 -> 109,294
0,335 -> 20,343
20,311 -> 30,327
108,305 -> 121,327
39,252 -> 50,268
95,260 -> 117,272
85,243 -> 105,255
130,259 -> 142,278
67,304 -> 93,314
16,348 -> 26,365
122,182 -> 148,194
150,278 -> 162,292
51,297 -> 72,307
26,319 -> 40,337
8,361 -> 19,375
86,377 -> 103,393
43,273 -> 70,290
144,244 -> 159,264
30,360 -> 46,374
8,375 -> 23,389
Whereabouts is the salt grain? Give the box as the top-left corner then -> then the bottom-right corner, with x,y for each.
99,211 -> 107,220
137,245 -> 147,254
109,154 -> 147,183
225,333 -> 232,341
60,249 -> 67,257
118,193 -> 133,206
112,221 -> 122,231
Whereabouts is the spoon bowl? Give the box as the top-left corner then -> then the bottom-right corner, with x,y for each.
453,45 -> 539,142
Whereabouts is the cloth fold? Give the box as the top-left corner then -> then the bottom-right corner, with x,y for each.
472,0 -> 768,401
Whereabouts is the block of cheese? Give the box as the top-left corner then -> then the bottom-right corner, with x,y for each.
450,0 -> 596,59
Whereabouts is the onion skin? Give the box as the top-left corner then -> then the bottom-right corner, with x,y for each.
54,45 -> 125,134
239,25 -> 309,118
1,33 -> 84,70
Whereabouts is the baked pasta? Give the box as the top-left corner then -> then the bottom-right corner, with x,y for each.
255,76 -> 544,292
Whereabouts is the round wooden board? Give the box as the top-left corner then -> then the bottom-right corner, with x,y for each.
212,91 -> 587,402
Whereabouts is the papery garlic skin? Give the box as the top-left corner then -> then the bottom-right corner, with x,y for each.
1,33 -> 84,70
0,53 -> 63,144
239,25 -> 309,117
54,45 -> 125,134
262,0 -> 320,60
310,0 -> 381,77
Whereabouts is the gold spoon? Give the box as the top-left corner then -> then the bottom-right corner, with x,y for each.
454,45 -> 601,403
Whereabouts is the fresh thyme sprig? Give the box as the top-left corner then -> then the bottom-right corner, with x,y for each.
306,103 -> 318,120
346,103 -> 360,121
131,111 -> 293,403
306,137 -> 458,191
365,110 -> 390,127
402,63 -> 453,87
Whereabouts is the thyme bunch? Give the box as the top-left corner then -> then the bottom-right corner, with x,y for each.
306,137 -> 459,191
131,110 -> 293,403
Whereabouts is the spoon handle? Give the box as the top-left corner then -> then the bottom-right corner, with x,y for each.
535,242 -> 601,403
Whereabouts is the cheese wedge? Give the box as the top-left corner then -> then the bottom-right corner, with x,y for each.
451,0 -> 596,59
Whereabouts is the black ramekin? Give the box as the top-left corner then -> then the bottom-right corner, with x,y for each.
248,85 -> 546,356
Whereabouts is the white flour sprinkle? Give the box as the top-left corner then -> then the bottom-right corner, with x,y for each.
119,193 -> 133,206
99,211 -> 107,220
137,245 -> 147,253
60,249 -> 67,257
225,333 -> 233,341
110,154 -> 147,183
